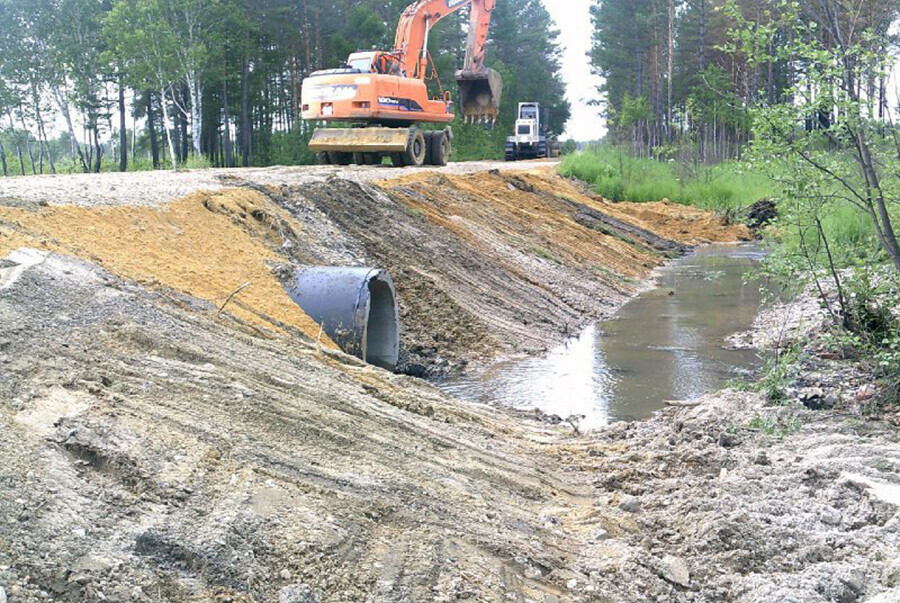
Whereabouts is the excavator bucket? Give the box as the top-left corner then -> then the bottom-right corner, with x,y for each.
456,68 -> 503,123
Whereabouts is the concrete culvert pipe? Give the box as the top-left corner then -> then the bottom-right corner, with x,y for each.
286,267 -> 400,372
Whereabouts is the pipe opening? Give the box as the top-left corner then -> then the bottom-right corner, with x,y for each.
286,266 -> 400,372
365,278 -> 399,371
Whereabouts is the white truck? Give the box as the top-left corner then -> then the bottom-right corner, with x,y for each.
505,102 -> 560,161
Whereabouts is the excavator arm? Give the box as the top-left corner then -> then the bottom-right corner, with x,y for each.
394,0 -> 502,121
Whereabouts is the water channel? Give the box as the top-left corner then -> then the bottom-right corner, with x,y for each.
438,244 -> 767,429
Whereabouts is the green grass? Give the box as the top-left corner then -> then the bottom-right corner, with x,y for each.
559,148 -> 776,211
531,247 -> 561,263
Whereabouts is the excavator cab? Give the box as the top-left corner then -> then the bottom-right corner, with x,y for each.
456,67 -> 503,123
346,51 -> 403,76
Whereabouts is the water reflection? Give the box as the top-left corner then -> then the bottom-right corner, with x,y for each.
438,245 -> 765,429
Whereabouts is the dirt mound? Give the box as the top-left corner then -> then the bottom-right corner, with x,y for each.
259,168 -> 747,375
1,164 -> 896,603
0,189 -> 330,343
0,253 -> 585,603
3,253 -> 897,603
2,166 -> 749,376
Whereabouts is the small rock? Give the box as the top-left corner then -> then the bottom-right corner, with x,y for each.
620,495 -> 642,513
280,584 -> 318,603
754,452 -> 771,466
806,387 -> 825,399
802,388 -> 837,411
0,586 -> 6,603
718,432 -> 741,448
821,507 -> 842,526
566,578 -> 578,590
524,566 -> 542,580
857,385 -> 878,401
658,555 -> 691,587
280,569 -> 292,581
883,557 -> 900,587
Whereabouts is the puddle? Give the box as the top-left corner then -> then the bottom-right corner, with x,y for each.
438,244 -> 766,429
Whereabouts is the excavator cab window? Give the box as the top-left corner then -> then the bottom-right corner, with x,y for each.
347,54 -> 376,73
521,106 -> 538,120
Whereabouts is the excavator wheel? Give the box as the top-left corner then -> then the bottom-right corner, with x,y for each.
423,132 -> 435,165
429,131 -> 450,166
401,129 -> 427,167
352,152 -> 380,166
329,152 -> 353,166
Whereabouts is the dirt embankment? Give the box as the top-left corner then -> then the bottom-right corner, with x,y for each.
2,252 -> 899,603
0,164 -> 898,602
0,165 -> 749,376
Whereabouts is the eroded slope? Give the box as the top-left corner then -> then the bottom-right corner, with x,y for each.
0,166 -> 748,376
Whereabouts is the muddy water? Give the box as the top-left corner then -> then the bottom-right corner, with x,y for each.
438,245 -> 766,429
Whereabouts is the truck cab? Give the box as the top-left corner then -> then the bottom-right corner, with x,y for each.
506,102 -> 559,161
513,103 -> 541,146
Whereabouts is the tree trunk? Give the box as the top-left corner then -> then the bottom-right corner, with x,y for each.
160,87 -> 178,169
8,111 -> 25,176
186,72 -> 203,157
0,139 -> 8,177
290,54 -> 300,127
36,112 -> 55,175
667,0 -> 674,140
147,92 -> 160,168
241,57 -> 251,167
180,84 -> 189,162
118,78 -> 128,172
223,80 -> 234,168
30,82 -> 46,175
131,107 -> 137,161
93,125 -> 102,173
50,85 -> 89,172
17,104 -> 37,175
855,130 -> 900,273
172,101 -> 182,162
37,134 -> 45,175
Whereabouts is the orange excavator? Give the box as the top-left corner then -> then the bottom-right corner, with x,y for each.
300,0 -> 502,167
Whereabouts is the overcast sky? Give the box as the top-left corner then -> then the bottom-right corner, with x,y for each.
541,0 -> 607,141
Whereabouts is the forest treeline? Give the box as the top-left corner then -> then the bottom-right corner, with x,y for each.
591,0 -> 900,161
0,0 -> 570,175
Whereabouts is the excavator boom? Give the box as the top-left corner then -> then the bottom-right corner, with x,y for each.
394,0 -> 502,120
